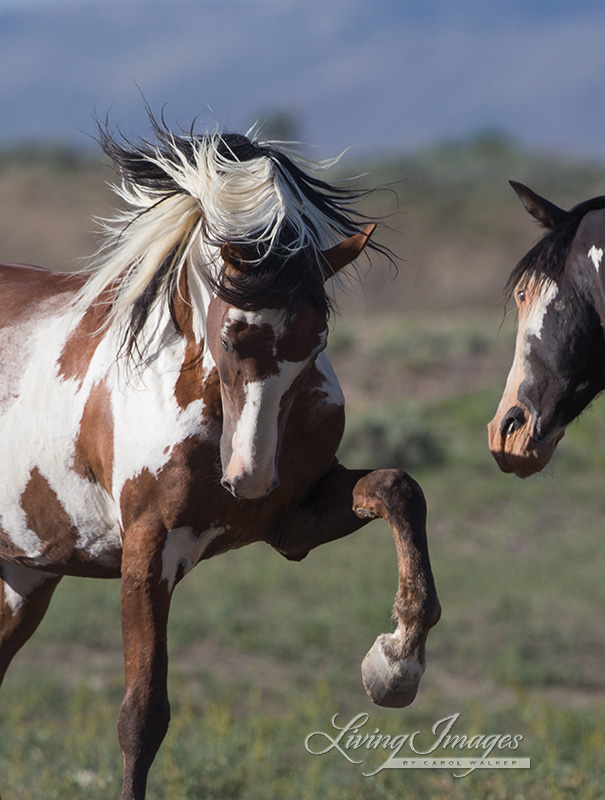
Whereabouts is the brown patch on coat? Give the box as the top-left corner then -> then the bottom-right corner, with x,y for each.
119,468 -> 160,534
171,270 -> 208,410
20,468 -> 80,563
0,263 -> 83,330
174,336 -> 205,410
275,304 -> 327,363
223,319 -> 280,378
277,367 -> 346,496
72,379 -> 115,493
57,289 -> 113,386
200,367 -> 223,421
17,467 -> 120,577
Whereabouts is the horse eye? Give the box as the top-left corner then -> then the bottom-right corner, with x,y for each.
517,289 -> 526,304
221,339 -> 232,353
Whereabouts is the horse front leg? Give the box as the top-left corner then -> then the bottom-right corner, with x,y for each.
118,522 -> 172,800
353,469 -> 441,707
273,464 -> 441,708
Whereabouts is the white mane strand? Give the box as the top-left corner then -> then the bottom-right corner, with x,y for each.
76,125 -> 376,348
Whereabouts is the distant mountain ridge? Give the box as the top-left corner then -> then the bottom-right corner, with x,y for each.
1,0 -> 605,159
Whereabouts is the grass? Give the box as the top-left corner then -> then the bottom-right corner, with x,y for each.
2,315 -> 604,798
1,683 -> 604,798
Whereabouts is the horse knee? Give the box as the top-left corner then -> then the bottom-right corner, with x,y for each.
353,468 -> 426,523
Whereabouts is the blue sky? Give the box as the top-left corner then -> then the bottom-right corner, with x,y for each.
1,0 -> 604,159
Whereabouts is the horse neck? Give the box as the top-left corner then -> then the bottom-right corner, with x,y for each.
78,260 -> 213,400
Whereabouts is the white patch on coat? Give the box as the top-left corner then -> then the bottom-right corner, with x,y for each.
0,562 -> 55,616
523,278 -> 558,343
161,525 -> 226,592
315,352 -> 344,407
109,311 -> 209,509
588,245 -> 603,273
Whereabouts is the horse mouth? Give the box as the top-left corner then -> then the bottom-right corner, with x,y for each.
220,473 -> 281,500
487,410 -> 564,477
489,446 -> 552,478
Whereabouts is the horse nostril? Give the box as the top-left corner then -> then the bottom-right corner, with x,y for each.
500,406 -> 526,437
221,477 -> 238,497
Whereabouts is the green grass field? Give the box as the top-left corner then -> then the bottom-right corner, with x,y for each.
1,308 -> 604,800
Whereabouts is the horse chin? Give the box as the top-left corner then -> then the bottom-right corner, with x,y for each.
488,426 -> 563,478
491,449 -> 553,478
220,464 -> 281,500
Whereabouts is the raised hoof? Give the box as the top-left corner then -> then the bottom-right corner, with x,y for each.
354,507 -> 377,519
361,633 -> 424,708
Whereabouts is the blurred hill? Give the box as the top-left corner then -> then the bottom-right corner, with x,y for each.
352,131 -> 605,312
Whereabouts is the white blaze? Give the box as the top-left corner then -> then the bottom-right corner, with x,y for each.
228,359 -> 307,489
523,278 -> 559,343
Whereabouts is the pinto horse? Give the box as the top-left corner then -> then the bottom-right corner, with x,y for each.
489,182 -> 605,476
0,124 -> 440,799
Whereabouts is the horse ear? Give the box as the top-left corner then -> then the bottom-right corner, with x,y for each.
509,181 -> 567,230
221,242 -> 249,274
320,224 -> 377,281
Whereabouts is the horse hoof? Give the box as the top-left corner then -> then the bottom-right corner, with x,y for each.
361,633 -> 424,708
354,507 -> 377,519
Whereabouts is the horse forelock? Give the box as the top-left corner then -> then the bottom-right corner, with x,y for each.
505,195 -> 605,308
75,115 -> 385,363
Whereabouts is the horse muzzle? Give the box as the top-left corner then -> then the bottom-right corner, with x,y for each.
487,404 -> 564,477
221,466 -> 280,500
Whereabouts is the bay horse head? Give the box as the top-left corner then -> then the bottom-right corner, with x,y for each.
207,226 -> 375,500
488,182 -> 605,476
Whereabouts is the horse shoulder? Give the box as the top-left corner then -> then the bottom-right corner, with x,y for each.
312,351 -> 345,408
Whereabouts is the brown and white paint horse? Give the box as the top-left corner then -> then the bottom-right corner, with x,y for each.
489,182 -> 605,476
0,125 -> 440,799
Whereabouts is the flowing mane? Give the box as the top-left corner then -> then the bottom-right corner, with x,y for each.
78,118 -> 384,356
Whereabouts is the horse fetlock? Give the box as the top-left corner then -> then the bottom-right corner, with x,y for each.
393,592 -> 442,633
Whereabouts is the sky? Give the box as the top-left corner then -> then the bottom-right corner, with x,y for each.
1,0 -> 605,159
